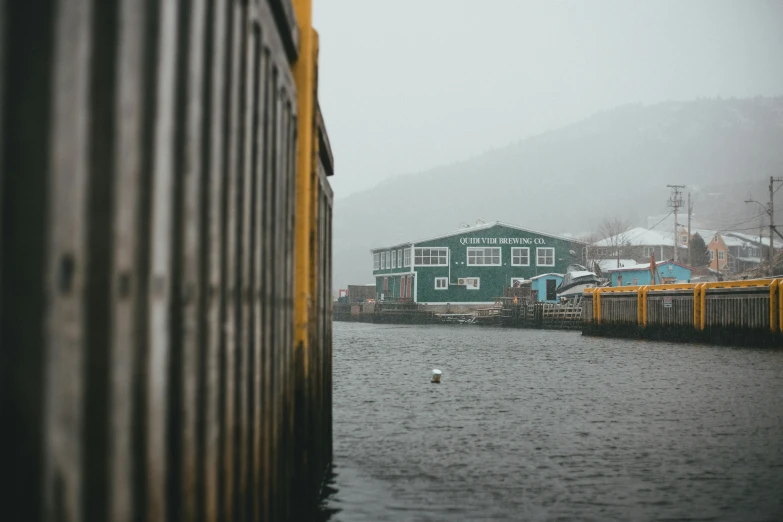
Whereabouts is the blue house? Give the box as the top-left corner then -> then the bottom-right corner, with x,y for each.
530,273 -> 564,302
607,261 -> 691,287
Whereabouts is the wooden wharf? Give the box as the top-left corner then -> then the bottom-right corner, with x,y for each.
0,1 -> 335,521
583,279 -> 783,347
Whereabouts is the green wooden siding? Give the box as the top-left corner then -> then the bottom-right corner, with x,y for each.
372,223 -> 586,303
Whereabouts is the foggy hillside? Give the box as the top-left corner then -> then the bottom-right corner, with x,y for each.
333,97 -> 783,290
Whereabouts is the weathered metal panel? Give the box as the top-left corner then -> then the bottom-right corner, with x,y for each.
108,1 -> 148,520
259,50 -> 279,522
145,0 -> 181,519
175,0 -> 208,519
44,1 -> 93,520
221,1 -> 245,518
237,5 -> 255,518
250,19 -> 269,522
267,0 -> 299,61
1,1 -> 334,520
203,1 -> 229,520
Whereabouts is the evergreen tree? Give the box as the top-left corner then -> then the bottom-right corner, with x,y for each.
690,233 -> 709,267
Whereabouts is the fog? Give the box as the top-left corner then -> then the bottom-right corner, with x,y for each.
315,0 -> 783,197
313,0 -> 783,289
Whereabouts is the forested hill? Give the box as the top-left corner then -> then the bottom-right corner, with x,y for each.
333,97 -> 783,289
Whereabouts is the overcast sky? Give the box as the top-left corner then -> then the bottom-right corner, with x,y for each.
313,0 -> 783,198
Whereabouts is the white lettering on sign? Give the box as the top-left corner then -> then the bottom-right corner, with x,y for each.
459,237 -> 546,246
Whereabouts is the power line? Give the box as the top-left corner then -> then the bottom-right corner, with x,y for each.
718,212 -> 766,230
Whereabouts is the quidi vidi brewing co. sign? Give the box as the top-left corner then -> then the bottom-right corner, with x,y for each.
459,237 -> 546,245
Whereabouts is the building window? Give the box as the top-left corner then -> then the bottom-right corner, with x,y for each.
414,247 -> 448,266
398,249 -> 403,266
434,277 -> 448,290
643,247 -> 655,258
467,247 -> 501,266
387,251 -> 391,268
718,251 -> 725,261
380,251 -> 386,269
511,247 -> 530,266
458,277 -> 480,290
373,253 -> 380,270
403,248 -> 411,267
709,250 -> 714,261
750,247 -> 758,257
391,250 -> 397,269
537,247 -> 555,266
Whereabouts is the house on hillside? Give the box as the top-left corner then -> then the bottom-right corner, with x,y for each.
370,221 -> 587,310
694,229 -> 761,273
591,227 -> 686,265
722,231 -> 783,265
693,230 -> 730,272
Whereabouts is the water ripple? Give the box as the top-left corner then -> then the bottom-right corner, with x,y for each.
321,323 -> 783,522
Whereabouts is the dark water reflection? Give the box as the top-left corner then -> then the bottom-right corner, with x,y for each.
320,323 -> 783,521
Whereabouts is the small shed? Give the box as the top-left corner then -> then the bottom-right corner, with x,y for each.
530,273 -> 564,302
347,284 -> 377,303
607,261 -> 691,287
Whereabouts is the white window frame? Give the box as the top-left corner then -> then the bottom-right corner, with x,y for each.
536,247 -> 555,267
466,247 -> 501,266
414,247 -> 448,266
373,253 -> 380,270
709,250 -> 714,261
510,277 -> 527,287
386,251 -> 391,268
398,249 -> 403,266
380,251 -> 386,269
391,250 -> 397,269
643,246 -> 655,258
511,247 -> 530,266
457,277 -> 480,290
718,250 -> 725,261
403,248 -> 411,267
434,277 -> 448,290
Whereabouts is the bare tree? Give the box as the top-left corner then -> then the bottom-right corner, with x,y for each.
597,217 -> 632,268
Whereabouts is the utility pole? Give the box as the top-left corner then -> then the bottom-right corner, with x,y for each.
667,185 -> 685,262
770,176 -> 783,273
687,193 -> 693,267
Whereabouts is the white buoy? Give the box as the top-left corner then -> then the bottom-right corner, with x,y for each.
431,369 -> 442,383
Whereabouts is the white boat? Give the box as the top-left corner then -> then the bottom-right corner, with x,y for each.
556,264 -> 604,299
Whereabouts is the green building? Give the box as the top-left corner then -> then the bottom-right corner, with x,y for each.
371,221 -> 587,308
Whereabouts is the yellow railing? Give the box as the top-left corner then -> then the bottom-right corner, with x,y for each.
585,279 -> 783,333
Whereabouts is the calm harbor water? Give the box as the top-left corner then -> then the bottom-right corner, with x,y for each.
320,322 -> 783,522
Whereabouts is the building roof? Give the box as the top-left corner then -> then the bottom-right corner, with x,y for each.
693,229 -> 745,248
370,221 -> 588,252
592,227 -> 676,248
595,259 -> 637,272
606,260 -> 692,273
722,231 -> 783,250
530,273 -> 564,281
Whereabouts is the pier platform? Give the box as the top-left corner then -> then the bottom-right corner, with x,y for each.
582,279 -> 783,347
